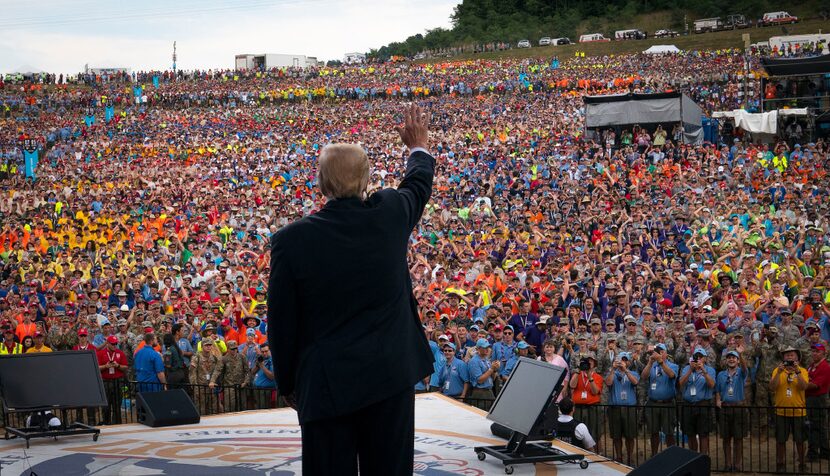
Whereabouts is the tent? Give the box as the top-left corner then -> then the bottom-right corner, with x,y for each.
584,92 -> 703,144
643,45 -> 680,54
712,108 -> 809,134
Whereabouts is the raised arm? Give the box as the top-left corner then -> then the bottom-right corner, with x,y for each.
395,104 -> 434,231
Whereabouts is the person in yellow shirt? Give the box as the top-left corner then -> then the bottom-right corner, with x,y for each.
770,347 -> 809,473
26,332 -> 53,353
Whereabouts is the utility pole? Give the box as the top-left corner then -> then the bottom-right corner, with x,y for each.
172,41 -> 177,76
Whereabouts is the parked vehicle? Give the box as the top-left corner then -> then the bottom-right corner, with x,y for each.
579,33 -> 610,43
758,11 -> 798,27
539,37 -> 552,46
614,29 -> 647,40
693,17 -> 724,34
552,37 -> 572,45
724,14 -> 751,29
653,29 -> 679,38
517,39 -> 531,48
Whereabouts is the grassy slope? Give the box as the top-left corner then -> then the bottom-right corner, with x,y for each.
420,14 -> 828,63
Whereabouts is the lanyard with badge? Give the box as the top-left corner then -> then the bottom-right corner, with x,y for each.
726,371 -> 736,398
786,371 -> 794,398
107,350 -> 118,374
651,363 -> 661,392
444,363 -> 455,391
617,372 -> 628,401
689,371 -> 698,397
580,373 -> 591,400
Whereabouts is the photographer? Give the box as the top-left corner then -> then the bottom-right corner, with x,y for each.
715,350 -> 750,471
250,343 -> 275,409
679,347 -> 716,455
641,342 -> 678,457
770,347 -> 809,473
569,352 -> 604,452
605,352 -> 639,465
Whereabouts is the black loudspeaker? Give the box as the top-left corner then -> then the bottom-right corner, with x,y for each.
491,399 -> 559,440
627,446 -> 710,476
136,389 -> 200,427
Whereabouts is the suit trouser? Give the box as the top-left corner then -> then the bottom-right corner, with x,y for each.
806,394 -> 829,453
300,386 -> 415,476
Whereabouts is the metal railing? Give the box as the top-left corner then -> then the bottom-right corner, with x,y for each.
456,396 -> 830,474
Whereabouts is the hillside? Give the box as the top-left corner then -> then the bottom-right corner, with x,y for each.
371,0 -> 829,60
420,18 -> 829,63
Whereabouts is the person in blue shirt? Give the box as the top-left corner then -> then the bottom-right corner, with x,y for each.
715,350 -> 750,471
679,347 -> 717,456
605,352 -> 639,465
251,343 -> 275,409
467,339 -> 500,411
502,341 -> 530,379
640,342 -> 678,456
438,343 -> 469,399
134,333 -> 166,393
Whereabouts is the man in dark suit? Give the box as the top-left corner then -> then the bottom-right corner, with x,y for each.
268,104 -> 435,475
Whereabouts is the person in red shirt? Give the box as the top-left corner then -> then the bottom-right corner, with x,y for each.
73,328 -> 95,351
97,335 -> 128,425
806,343 -> 830,460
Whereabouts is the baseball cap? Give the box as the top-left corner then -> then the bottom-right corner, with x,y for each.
693,347 -> 708,357
442,342 -> 457,351
654,343 -> 667,351
227,340 -> 239,350
120,304 -> 130,311
812,343 -> 826,352
618,352 -> 631,360
106,335 -> 119,345
517,341 -> 529,350
78,328 -> 88,336
246,328 -> 257,336
725,350 -> 740,358
476,338 -> 490,349
438,334 -> 450,341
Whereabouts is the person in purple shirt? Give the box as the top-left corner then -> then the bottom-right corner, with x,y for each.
508,300 -> 538,339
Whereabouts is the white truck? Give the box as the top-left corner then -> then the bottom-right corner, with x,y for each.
579,33 -> 610,43
693,18 -> 724,34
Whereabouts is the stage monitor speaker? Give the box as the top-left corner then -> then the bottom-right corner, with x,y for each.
137,389 -> 200,427
627,446 -> 710,476
0,351 -> 107,410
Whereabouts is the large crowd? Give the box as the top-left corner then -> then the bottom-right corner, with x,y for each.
0,47 -> 828,472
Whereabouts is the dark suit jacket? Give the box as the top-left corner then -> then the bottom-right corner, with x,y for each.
268,150 -> 435,424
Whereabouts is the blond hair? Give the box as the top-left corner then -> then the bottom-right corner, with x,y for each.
317,144 -> 370,200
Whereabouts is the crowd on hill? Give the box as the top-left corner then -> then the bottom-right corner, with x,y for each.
0,49 -> 828,472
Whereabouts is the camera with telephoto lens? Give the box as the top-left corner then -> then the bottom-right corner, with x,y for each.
784,360 -> 796,367
257,355 -> 265,364
579,359 -> 590,371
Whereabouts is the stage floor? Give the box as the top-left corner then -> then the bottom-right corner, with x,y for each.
0,394 -> 630,475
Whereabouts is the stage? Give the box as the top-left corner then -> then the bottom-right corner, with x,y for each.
0,394 -> 630,475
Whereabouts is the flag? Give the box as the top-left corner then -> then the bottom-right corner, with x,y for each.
105,105 -> 115,122
84,115 -> 95,127
24,150 -> 38,179
152,76 -> 159,88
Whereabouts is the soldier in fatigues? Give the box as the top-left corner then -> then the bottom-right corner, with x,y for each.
219,340 -> 249,412
49,315 -> 79,351
189,338 -> 223,415
754,326 -> 784,429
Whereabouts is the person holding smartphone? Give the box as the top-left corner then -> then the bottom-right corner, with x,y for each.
770,347 -> 809,473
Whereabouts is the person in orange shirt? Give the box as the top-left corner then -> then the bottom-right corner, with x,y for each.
15,308 -> 37,343
569,351 -> 604,452
220,318 -> 240,345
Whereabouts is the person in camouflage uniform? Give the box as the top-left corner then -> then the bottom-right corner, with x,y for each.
219,340 -> 250,412
618,315 -> 644,351
776,309 -> 801,347
754,326 -> 784,428
795,323 -> 824,367
189,338 -> 223,415
48,315 -> 79,351
570,334 -> 593,376
597,333 -> 621,376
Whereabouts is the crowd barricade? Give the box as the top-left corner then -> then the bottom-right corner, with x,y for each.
454,396 -> 830,474
0,379 -> 284,430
